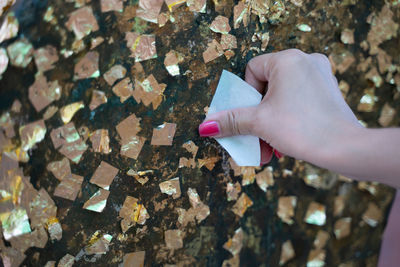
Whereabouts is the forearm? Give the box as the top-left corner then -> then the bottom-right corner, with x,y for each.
315,126 -> 400,188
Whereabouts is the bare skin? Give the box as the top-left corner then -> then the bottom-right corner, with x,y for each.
199,49 -> 400,266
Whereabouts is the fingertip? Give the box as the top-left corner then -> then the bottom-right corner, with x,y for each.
260,139 -> 273,165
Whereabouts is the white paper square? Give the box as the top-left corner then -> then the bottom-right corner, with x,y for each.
207,70 -> 262,166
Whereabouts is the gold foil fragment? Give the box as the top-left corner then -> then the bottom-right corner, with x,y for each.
47,157 -> 71,181
261,32 -> 270,51
125,32 -> 157,62
90,37 -> 104,49
113,77 -> 133,103
226,182 -> 241,202
334,217 -> 351,239
210,15 -> 231,34
365,67 -> 382,87
280,240 -> 295,266
229,158 -> 256,186
11,99 -> 21,113
7,38 -> 34,68
90,90 -> 108,110
307,249 -> 325,267
44,261 -> 56,267
119,196 -> 149,233
120,136 -> 146,160
0,12 -> 18,43
123,251 -> 145,267
165,0 -> 186,11
0,47 -> 8,76
136,0 -> 164,23
329,48 -> 355,74
83,189 -> 110,213
29,74 -> 61,112
1,208 -> 31,240
358,181 -> 379,196
33,45 -> 58,72
43,106 -> 59,120
233,2 -> 248,29
65,6 -> 99,40
53,174 -> 84,201
103,64 -> 127,86
164,50 -> 183,76
133,74 -> 166,109
313,230 -> 329,250
116,114 -> 146,159
367,4 -> 399,55
203,39 -> 224,63
277,196 -> 297,225
223,228 -> 243,256
89,161 -> 119,190
297,24 -> 311,32
74,51 -> 100,80
58,253 -> 75,267
304,202 -> 326,226
127,169 -> 152,185
47,217 -> 62,241
378,103 -> 395,127
177,188 -> 210,225
357,88 -> 377,112
255,166 -> 274,192
220,34 -> 238,50
90,129 -> 111,154
362,202 -> 382,227
186,0 -> 206,12
232,193 -> 253,217
159,177 -> 181,199
339,80 -> 350,98
151,123 -> 177,146
19,120 -> 46,151
60,101 -> 84,124
85,231 -> 113,255
341,29 -> 355,44
197,156 -> 219,171
334,195 -> 345,217
100,0 -> 123,12
165,229 -> 183,249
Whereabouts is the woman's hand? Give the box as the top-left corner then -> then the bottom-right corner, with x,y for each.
199,49 -> 361,165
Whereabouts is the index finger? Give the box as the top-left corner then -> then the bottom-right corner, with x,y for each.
245,52 -> 276,94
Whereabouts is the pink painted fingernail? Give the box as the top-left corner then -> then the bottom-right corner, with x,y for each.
274,149 -> 283,159
199,121 -> 220,137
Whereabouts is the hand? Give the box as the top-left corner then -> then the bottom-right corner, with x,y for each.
199,49 -> 362,165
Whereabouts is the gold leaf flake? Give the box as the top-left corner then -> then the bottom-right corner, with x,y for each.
210,15 -> 231,34
125,32 -> 157,62
255,166 -> 274,192
60,101 -> 84,124
198,156 -> 219,171
100,0 -> 123,12
280,240 -> 295,265
136,0 -> 164,23
307,249 -> 325,267
116,113 -> 142,140
58,254 -> 75,267
277,196 -> 297,225
89,90 -> 107,110
341,29 -> 355,44
297,24 -> 311,32
220,34 -> 238,50
90,37 -> 104,49
313,230 -> 329,250
232,193 -> 253,217
165,229 -> 183,249
43,106 -> 59,120
165,0 -> 186,11
83,189 -> 110,213
90,161 -> 119,190
378,103 -> 395,127
159,177 -> 181,199
334,217 -> 351,239
103,64 -> 127,86
90,129 -> 111,154
85,231 -> 113,255
119,196 -> 149,233
0,47 -> 8,76
151,123 -> 177,146
133,74 -> 166,109
7,38 -> 34,68
29,74 -> 62,112
127,169 -> 152,185
0,12 -> 19,43
112,77 -> 133,103
122,251 -> 145,267
33,45 -> 59,72
74,51 -> 100,80
362,202 -> 382,227
164,50 -> 183,76
46,217 -> 62,241
19,120 -> 46,151
223,228 -> 243,256
304,202 -> 326,226
226,182 -> 241,202
186,0 -> 206,13
53,174 -> 83,201
47,157 -> 71,181
65,6 -> 99,40
203,39 -> 224,63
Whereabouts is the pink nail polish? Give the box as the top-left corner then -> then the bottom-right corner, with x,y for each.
199,121 -> 220,137
274,149 -> 283,159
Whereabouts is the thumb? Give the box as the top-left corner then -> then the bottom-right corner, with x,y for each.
199,106 -> 259,138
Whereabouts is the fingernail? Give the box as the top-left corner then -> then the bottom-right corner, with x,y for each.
199,121 -> 220,137
274,149 -> 283,159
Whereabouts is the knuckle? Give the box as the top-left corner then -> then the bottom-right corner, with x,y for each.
278,49 -> 308,67
226,110 -> 240,136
